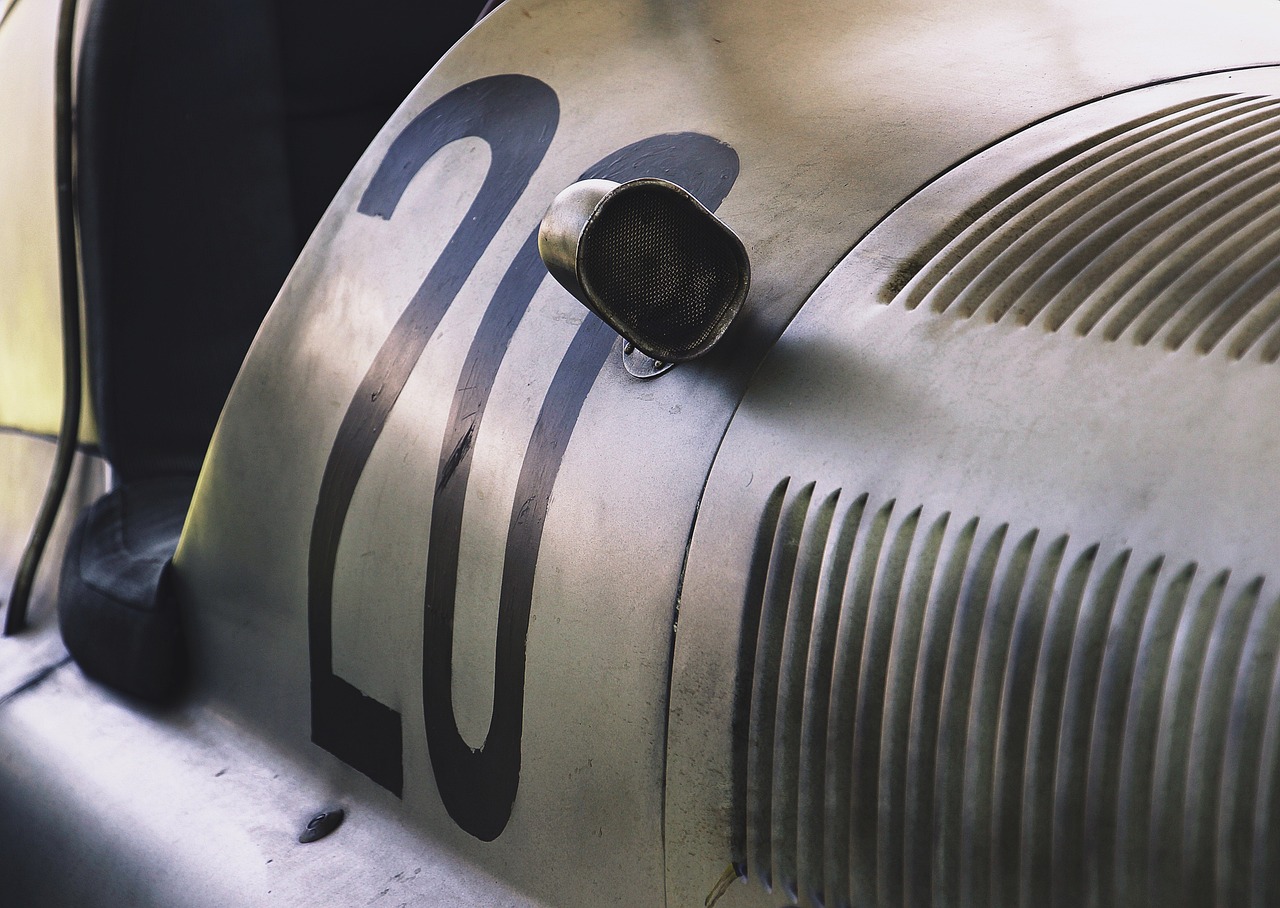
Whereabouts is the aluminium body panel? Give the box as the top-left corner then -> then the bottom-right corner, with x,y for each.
0,618 -> 534,907
673,65 -> 1280,907
1,0 -> 1279,905
177,0 -> 1280,904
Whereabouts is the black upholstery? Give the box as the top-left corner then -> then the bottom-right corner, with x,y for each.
61,0 -> 486,700
58,477 -> 194,701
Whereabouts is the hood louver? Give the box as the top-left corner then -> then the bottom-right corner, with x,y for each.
884,77 -> 1280,363
736,477 -> 1280,908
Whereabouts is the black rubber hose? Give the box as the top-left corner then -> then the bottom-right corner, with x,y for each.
5,0 -> 83,635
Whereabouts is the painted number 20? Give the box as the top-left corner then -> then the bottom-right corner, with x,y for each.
306,74 -> 740,840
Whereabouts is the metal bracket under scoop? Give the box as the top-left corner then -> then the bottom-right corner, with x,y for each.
621,342 -> 674,379
538,177 -> 750,377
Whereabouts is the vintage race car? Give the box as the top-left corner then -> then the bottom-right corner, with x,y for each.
3,0 -> 1280,905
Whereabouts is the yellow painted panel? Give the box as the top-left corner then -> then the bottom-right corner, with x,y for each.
0,0 -> 95,442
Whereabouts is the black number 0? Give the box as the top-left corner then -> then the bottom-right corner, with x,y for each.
307,74 -> 740,840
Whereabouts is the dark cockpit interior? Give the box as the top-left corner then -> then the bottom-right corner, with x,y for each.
58,0 -> 488,699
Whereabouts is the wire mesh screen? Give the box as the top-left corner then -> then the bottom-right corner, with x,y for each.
580,181 -> 745,362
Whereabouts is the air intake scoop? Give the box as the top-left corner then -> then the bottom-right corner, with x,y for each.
538,178 -> 750,373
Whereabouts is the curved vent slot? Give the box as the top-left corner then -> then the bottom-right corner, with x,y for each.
889,93 -> 1280,361
734,478 -> 1280,907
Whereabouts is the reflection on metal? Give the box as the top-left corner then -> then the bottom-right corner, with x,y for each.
539,177 -> 750,363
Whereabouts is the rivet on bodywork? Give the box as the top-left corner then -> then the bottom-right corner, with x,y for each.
298,807 -> 344,844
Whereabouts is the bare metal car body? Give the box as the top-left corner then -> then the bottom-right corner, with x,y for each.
3,0 -> 1280,905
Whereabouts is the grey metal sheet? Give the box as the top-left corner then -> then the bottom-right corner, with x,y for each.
671,65 -> 1280,908
2,0 -> 1278,905
0,621 -> 538,906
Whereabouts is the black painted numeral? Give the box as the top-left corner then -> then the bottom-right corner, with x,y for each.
308,73 -> 559,796
309,73 -> 740,841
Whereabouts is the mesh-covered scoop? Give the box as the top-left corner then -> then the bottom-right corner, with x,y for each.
538,178 -> 750,364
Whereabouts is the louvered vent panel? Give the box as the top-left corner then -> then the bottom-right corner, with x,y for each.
734,478 -> 1280,907
888,93 -> 1280,361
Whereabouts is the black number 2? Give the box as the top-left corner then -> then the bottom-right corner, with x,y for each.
308,73 -> 740,840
